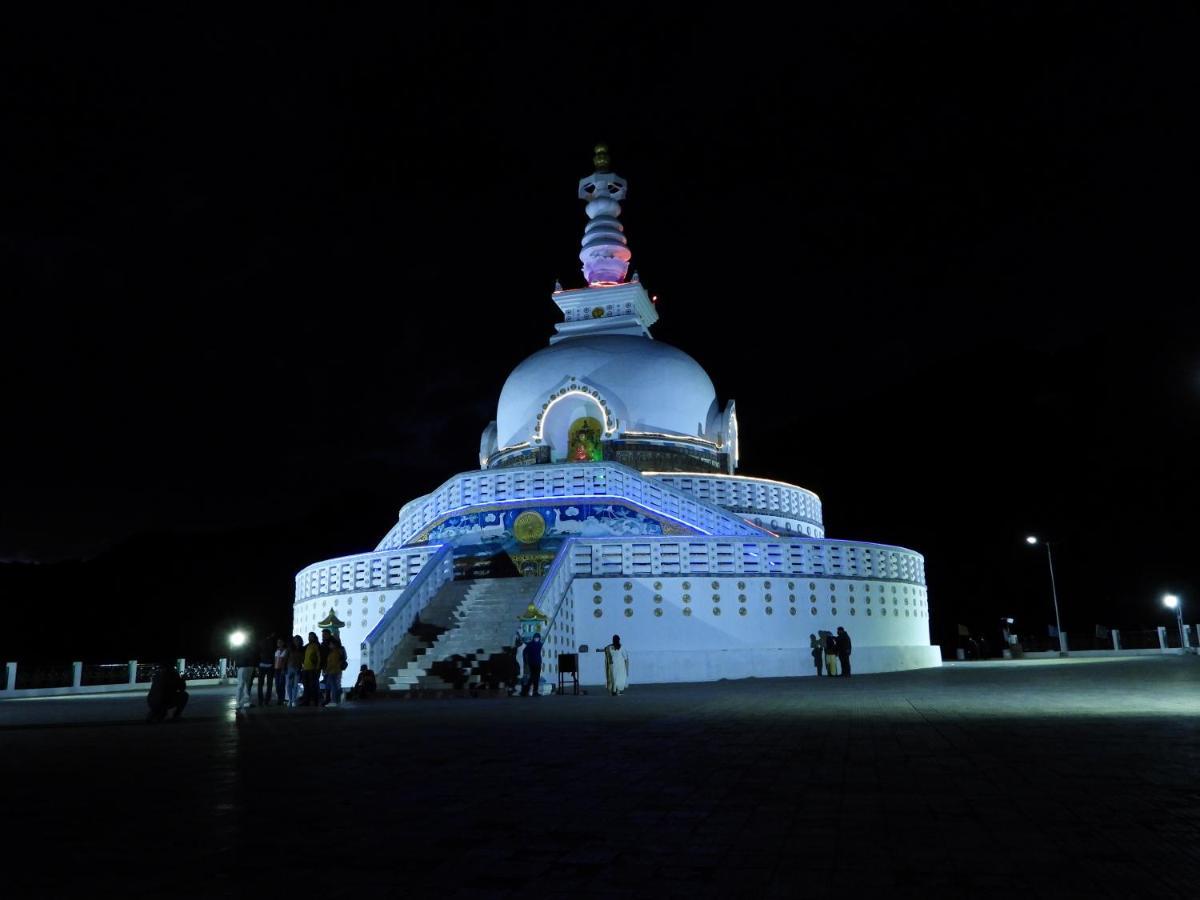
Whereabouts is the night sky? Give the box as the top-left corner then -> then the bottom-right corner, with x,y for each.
3,4 -> 1197,661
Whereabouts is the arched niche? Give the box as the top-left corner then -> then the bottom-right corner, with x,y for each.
541,392 -> 606,463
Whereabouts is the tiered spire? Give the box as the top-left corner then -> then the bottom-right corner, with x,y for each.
577,144 -> 631,286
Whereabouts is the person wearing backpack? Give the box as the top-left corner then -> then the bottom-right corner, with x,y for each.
824,632 -> 839,677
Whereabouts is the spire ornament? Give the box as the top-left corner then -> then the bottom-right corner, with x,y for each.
577,143 -> 631,286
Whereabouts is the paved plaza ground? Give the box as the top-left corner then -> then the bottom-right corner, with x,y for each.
2,656 -> 1198,898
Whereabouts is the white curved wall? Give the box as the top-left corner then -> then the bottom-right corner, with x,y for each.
569,575 -> 936,684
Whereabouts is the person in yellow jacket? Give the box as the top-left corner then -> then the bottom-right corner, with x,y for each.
301,632 -> 322,707
322,636 -> 345,707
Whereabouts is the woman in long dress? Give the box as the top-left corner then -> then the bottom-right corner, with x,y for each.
604,634 -> 630,696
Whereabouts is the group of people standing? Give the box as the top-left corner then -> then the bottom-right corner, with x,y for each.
233,629 -> 357,708
812,627 -> 853,677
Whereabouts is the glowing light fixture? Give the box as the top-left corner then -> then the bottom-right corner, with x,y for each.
229,630 -> 247,648
1163,594 -> 1187,650
1024,536 -> 1065,655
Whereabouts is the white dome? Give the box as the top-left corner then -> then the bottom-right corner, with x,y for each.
496,334 -> 719,450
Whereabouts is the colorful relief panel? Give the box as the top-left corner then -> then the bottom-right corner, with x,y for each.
417,501 -> 694,545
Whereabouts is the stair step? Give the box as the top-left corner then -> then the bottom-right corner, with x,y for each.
385,575 -> 545,688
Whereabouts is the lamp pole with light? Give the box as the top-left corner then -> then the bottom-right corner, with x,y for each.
1025,536 -> 1066,655
1163,594 -> 1185,650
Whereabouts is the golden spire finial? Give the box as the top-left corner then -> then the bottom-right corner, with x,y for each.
592,143 -> 611,172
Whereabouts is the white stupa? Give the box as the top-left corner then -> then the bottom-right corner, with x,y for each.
293,145 -> 940,689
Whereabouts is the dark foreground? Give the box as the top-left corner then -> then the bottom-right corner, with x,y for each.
3,657 -> 1198,898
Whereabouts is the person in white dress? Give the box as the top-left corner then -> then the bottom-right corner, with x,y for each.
604,634 -> 630,696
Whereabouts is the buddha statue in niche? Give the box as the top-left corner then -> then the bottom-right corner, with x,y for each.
568,418 -> 603,462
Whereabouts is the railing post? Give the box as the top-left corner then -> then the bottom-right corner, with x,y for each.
218,657 -> 228,685
72,661 -> 83,688
4,662 -> 15,693
128,660 -> 138,686
176,658 -> 186,675
1157,626 -> 1168,651
1111,629 -> 1121,651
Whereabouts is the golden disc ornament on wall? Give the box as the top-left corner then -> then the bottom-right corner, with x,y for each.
512,510 -> 547,544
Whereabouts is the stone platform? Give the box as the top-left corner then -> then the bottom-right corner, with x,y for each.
2,656 -> 1197,898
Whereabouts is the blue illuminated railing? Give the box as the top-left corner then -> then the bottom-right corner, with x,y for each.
377,462 -> 771,549
360,544 -> 454,673
533,538 -> 581,640
647,472 -> 825,537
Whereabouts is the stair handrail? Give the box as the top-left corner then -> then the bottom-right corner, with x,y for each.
361,543 -> 454,672
532,537 -> 584,644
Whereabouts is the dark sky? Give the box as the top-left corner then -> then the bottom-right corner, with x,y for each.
3,4 -> 1197,656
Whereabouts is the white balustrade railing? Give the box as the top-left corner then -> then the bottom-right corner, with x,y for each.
360,545 -> 455,673
376,462 -> 769,550
647,473 -> 824,535
294,546 -> 442,602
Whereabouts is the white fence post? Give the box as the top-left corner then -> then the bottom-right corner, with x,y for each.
128,660 -> 138,686
72,661 -> 83,688
3,662 -> 15,693
1111,629 -> 1121,651
1157,626 -> 1168,651
176,658 -> 186,675
218,658 -> 228,685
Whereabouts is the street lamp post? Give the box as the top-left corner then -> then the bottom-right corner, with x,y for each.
1163,594 -> 1185,650
1026,536 -> 1066,655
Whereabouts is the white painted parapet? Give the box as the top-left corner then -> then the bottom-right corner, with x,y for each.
376,462 -> 771,550
646,472 -> 824,537
294,546 -> 442,602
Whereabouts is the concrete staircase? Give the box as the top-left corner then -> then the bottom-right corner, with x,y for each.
385,577 -> 542,692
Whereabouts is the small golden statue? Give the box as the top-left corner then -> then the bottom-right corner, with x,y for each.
520,603 -> 549,623
593,143 -> 611,171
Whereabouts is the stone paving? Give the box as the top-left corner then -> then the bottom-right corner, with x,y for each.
2,657 -> 1198,898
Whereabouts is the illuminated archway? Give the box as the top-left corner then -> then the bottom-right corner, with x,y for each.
540,392 -> 607,463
